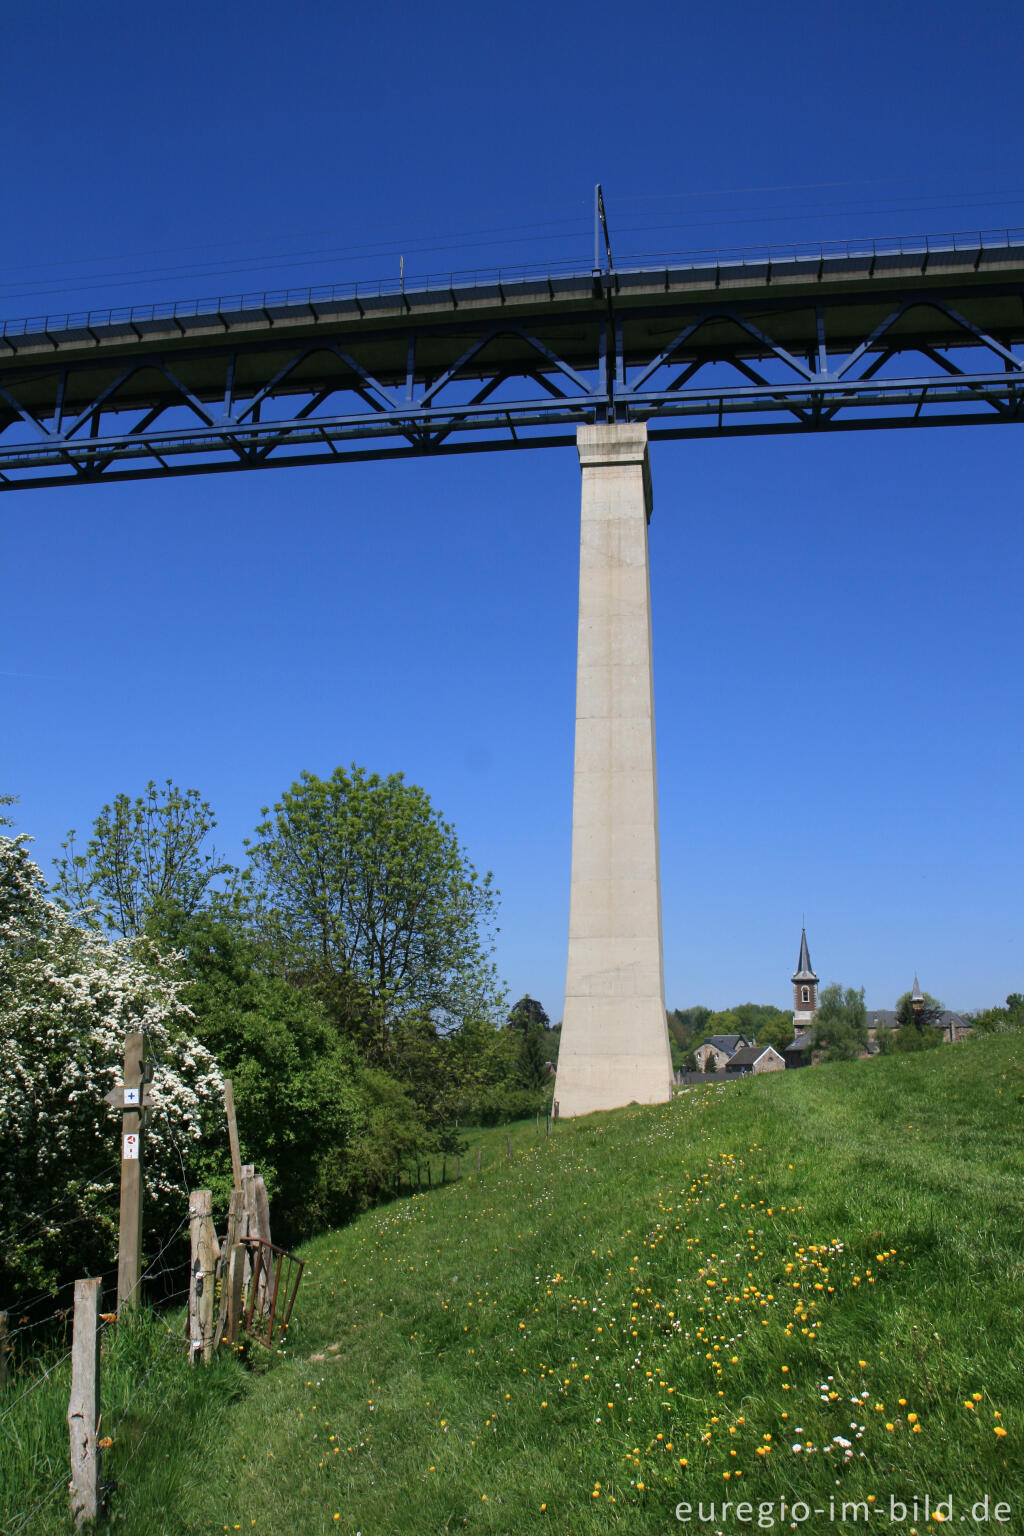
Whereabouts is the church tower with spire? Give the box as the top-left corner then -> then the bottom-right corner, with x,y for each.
792,928 -> 819,1034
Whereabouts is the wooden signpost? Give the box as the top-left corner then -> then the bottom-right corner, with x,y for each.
108,1032 -> 149,1316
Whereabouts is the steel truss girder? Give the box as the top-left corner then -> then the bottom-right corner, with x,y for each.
1,267 -> 1022,490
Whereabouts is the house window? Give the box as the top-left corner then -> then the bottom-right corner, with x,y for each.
801,987 -> 810,1004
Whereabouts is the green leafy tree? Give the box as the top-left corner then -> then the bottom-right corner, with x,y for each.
53,780 -> 230,937
813,983 -> 868,1061
756,1013 -> 796,1052
236,766 -> 503,1062
507,995 -> 550,1031
148,901 -> 430,1239
0,836 -> 222,1298
880,1023 -> 942,1054
895,989 -> 944,1033
670,1005 -> 712,1041
965,994 -> 1023,1034
517,1024 -> 549,1090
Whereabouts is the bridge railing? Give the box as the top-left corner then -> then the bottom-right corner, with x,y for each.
3,226 -> 1023,345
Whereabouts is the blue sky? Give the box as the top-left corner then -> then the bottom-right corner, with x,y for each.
2,1 -> 1021,1015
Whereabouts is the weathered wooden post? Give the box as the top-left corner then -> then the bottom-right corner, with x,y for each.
67,1277 -> 101,1527
506,1132 -> 512,1162
188,1190 -> 215,1363
224,1079 -> 243,1193
226,1239 -> 246,1346
214,1188 -> 243,1351
0,1310 -> 8,1389
107,1032 -> 149,1315
477,1146 -> 482,1174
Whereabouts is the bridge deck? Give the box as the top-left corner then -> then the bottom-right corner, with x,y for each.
2,237 -> 1023,487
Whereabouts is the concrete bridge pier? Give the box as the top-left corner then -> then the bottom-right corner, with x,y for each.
553,423 -> 674,1118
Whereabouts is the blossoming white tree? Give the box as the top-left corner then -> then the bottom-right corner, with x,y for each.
0,830 -> 223,1298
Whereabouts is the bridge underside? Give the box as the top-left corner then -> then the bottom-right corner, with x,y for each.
2,238 -> 1023,489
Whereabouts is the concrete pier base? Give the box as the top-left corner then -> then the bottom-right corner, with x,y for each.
553,423 -> 674,1118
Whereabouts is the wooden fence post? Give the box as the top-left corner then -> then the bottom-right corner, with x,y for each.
214,1188 -> 242,1351
223,1079 -> 243,1194
477,1146 -> 482,1174
253,1175 -> 272,1248
506,1132 -> 512,1162
225,1237 -> 246,1347
67,1277 -> 101,1527
0,1310 -> 7,1389
116,1031 -> 148,1315
188,1190 -> 215,1364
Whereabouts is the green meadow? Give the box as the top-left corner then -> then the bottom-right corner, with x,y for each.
4,1033 -> 1022,1535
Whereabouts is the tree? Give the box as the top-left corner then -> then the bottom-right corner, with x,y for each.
146,901 -> 389,1242
757,1013 -> 795,1053
670,1005 -> 713,1041
53,780 -> 230,937
880,1022 -> 942,1054
965,994 -> 1023,1034
0,833 -> 222,1298
733,1002 -> 794,1042
705,1009 -> 742,1036
236,766 -> 503,1061
895,989 -> 944,1033
812,983 -> 868,1061
507,995 -> 550,1032
517,1023 -> 549,1090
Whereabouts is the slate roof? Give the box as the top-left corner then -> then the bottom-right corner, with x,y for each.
792,927 -> 818,983
868,1008 -> 970,1033
785,1034 -> 813,1053
726,1045 -> 783,1069
701,1034 -> 748,1053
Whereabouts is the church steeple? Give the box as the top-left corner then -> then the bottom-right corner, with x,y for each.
791,927 -> 819,1031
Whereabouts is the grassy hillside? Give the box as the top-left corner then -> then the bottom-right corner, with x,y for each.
6,1034 -> 1023,1534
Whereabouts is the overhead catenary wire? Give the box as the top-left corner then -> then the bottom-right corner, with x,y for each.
4,181 -> 1024,311
0,171 -> 996,279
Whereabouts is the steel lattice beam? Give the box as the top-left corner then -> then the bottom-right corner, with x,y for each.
2,238 -> 1023,490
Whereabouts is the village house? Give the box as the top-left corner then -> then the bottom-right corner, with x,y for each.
693,1033 -> 751,1071
866,977 -> 973,1047
724,1044 -> 785,1075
